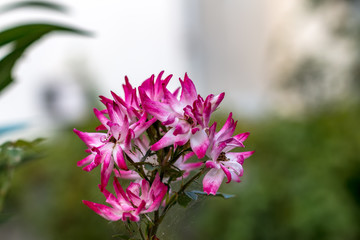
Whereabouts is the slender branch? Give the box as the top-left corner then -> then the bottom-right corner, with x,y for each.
158,167 -> 206,225
125,155 -> 150,182
137,222 -> 145,240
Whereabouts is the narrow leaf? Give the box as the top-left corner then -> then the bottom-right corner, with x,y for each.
0,1 -> 67,14
190,190 -> 235,199
177,192 -> 192,207
0,23 -> 91,93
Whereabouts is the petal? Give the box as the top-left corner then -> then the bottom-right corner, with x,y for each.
179,73 -> 197,106
83,200 -> 121,221
140,179 -> 150,200
113,177 -> 130,203
173,121 -> 191,136
114,169 -> 140,180
77,154 -> 95,167
93,108 -> 110,130
151,128 -> 177,151
83,153 -> 102,172
203,168 -> 225,195
233,132 -> 250,143
190,129 -> 209,159
131,114 -> 157,138
139,88 -> 172,122
112,144 -> 128,170
220,164 -> 232,183
215,113 -> 236,141
226,151 -> 255,164
73,129 -> 106,148
100,151 -> 113,190
209,92 -> 225,112
205,160 -> 219,169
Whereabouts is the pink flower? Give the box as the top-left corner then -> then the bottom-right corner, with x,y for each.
74,97 -> 155,190
83,174 -> 168,222
202,113 -> 254,195
114,137 -> 202,181
139,73 -> 224,159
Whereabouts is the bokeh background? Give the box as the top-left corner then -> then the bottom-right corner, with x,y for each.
1,0 -> 360,239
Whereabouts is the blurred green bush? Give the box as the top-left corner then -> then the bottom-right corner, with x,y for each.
2,104 -> 359,240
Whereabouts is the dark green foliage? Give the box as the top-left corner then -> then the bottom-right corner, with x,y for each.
0,23 -> 90,93
0,1 -> 91,93
0,138 -> 44,212
188,106 -> 360,240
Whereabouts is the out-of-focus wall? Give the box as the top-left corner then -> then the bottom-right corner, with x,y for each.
0,0 -> 188,141
186,0 -> 355,117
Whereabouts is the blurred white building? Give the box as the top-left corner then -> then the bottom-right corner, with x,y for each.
0,0 -> 353,141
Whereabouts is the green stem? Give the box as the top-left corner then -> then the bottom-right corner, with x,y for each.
154,168 -> 206,232
137,222 -> 145,240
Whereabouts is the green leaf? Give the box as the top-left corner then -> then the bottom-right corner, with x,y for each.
144,163 -> 157,171
190,190 -> 235,199
177,192 -> 192,207
185,191 -> 198,201
0,1 -> 67,14
0,138 -> 44,212
0,23 -> 91,93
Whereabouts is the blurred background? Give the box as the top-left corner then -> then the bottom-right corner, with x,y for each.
1,0 -> 360,239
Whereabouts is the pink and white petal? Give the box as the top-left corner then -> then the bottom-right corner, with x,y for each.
111,90 -> 127,107
123,130 -> 135,150
222,161 -> 243,176
190,130 -> 209,159
173,121 -> 191,136
182,152 -> 195,163
203,168 -> 225,195
73,129 -> 106,148
181,162 -> 203,171
230,171 -> 241,183
174,131 -> 191,147
151,128 -> 177,151
220,164 -> 232,183
95,124 -> 107,131
135,200 -> 147,216
100,152 -> 114,190
132,114 -> 157,138
93,108 -> 110,130
215,113 -> 236,141
146,184 -> 167,213
226,151 -> 255,164
99,95 -> 113,105
83,154 -> 102,172
163,87 -> 183,114
114,169 -> 140,180
205,160 -> 219,169
127,189 -> 142,206
113,177 -> 130,203
179,73 -> 197,106
83,200 -> 121,221
233,132 -> 250,144
210,92 -> 225,112
107,122 -> 121,140
140,179 -> 150,200
139,88 -> 172,122
112,145 -> 128,170
77,154 -> 95,167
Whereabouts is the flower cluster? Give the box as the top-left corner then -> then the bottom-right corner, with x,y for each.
74,72 -> 254,238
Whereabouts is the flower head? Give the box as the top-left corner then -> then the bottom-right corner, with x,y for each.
140,73 -> 224,159
83,174 -> 167,222
202,113 -> 254,195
